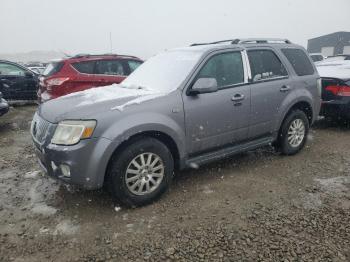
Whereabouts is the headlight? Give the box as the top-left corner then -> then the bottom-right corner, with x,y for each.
51,120 -> 96,145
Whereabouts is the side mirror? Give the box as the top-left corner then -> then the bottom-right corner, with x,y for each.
189,78 -> 218,95
24,71 -> 34,78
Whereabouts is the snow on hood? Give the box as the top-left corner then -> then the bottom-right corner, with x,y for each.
316,60 -> 350,80
62,84 -> 167,110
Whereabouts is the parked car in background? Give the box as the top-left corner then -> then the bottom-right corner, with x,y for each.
38,54 -> 143,102
316,59 -> 350,120
0,92 -> 9,116
0,60 -> 39,102
31,38 -> 321,207
309,53 -> 325,63
27,66 -> 46,75
321,55 -> 350,62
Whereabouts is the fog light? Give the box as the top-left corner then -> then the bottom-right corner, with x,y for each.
51,161 -> 58,171
60,164 -> 71,178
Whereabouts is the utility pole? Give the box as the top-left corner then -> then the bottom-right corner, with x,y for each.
109,32 -> 113,54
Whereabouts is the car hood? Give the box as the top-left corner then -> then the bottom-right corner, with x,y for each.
38,84 -> 166,123
316,60 -> 350,80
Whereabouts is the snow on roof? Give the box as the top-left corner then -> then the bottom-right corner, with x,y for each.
316,60 -> 350,80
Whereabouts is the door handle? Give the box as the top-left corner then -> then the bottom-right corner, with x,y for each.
231,94 -> 245,102
280,85 -> 291,92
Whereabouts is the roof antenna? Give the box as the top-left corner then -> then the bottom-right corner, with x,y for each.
109,32 -> 113,54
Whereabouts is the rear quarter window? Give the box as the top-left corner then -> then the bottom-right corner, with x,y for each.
127,60 -> 143,73
43,62 -> 64,77
282,49 -> 315,76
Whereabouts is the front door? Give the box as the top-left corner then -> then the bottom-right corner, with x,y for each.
183,51 -> 251,155
0,62 -> 38,101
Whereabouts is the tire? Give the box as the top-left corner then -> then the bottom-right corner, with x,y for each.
277,110 -> 309,155
107,137 -> 174,207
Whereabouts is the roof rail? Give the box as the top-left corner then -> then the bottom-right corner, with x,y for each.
190,38 -> 291,47
191,39 -> 237,46
232,38 -> 292,44
71,53 -> 139,59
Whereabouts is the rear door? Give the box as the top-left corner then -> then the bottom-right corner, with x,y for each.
70,60 -> 97,93
183,50 -> 251,154
246,48 -> 291,139
0,62 -> 38,101
94,59 -> 128,86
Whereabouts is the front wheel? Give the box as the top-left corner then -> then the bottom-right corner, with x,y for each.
107,137 -> 174,207
278,110 -> 309,155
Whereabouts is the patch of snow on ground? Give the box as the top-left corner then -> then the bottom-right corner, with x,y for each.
315,176 -> 349,195
24,170 -> 41,179
203,186 -> 214,194
302,193 -> 323,210
28,179 -> 59,216
0,170 -> 16,179
53,220 -> 80,235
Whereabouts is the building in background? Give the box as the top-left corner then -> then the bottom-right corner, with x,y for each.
307,31 -> 350,57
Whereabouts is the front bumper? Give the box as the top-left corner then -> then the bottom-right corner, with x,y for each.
33,136 -> 114,190
0,98 -> 9,116
320,99 -> 350,119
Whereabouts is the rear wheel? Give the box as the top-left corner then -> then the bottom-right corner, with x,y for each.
278,110 -> 309,155
107,137 -> 174,207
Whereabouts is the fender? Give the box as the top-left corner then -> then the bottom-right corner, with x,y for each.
99,111 -> 186,168
275,88 -> 314,135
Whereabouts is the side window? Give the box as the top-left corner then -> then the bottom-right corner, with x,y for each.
127,60 -> 142,73
282,49 -> 315,76
196,52 -> 244,88
95,60 -> 126,76
247,50 -> 288,82
0,63 -> 26,76
72,61 -> 95,74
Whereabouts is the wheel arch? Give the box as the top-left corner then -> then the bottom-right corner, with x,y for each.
103,130 -> 181,187
277,100 -> 313,139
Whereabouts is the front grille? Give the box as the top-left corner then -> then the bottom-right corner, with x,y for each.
31,113 -> 52,144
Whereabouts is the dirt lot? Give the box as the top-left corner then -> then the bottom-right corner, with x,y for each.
0,105 -> 349,262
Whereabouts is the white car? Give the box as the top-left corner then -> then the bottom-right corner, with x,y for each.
316,56 -> 350,120
309,53 -> 325,63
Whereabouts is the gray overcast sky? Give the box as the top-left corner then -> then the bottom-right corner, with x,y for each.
1,0 -> 349,58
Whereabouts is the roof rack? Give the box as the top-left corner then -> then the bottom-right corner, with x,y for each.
190,38 -> 291,47
232,38 -> 292,44
71,53 -> 139,59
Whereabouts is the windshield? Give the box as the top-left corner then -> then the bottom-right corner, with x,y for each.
43,61 -> 64,77
122,50 -> 202,92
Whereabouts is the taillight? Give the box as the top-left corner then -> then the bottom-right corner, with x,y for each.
46,77 -> 69,91
325,85 -> 350,97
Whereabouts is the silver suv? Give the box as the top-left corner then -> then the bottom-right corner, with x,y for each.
31,38 -> 321,206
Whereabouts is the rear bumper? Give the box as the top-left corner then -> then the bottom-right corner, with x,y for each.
0,98 -> 9,116
32,137 -> 114,190
37,90 -> 56,103
320,99 -> 350,119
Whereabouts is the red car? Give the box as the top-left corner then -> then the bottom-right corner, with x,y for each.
38,54 -> 143,102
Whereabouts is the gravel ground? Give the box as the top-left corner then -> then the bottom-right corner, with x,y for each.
0,105 -> 349,262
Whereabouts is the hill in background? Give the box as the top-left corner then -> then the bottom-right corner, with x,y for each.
0,50 -> 66,63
